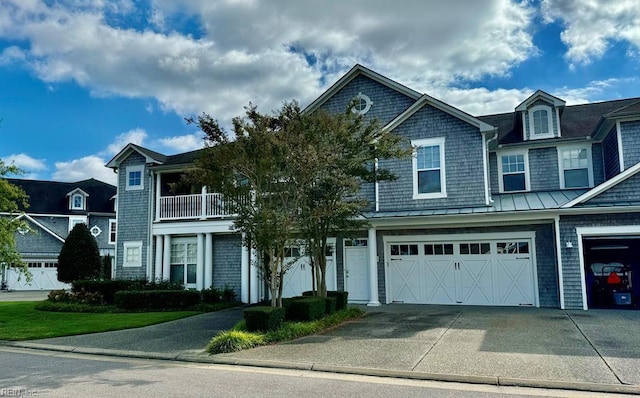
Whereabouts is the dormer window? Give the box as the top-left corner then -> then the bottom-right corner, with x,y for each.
66,188 -> 89,210
529,105 -> 554,139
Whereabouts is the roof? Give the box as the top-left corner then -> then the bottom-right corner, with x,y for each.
7,178 -> 116,215
563,160 -> 640,208
106,143 -> 167,169
365,190 -> 586,219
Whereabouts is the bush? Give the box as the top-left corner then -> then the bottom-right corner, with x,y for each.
222,286 -> 237,302
286,297 -> 326,321
47,288 -> 103,305
57,223 -> 101,283
244,306 -> 285,332
302,290 -> 349,311
35,301 -> 115,313
48,289 -> 72,302
72,280 -> 132,304
324,296 -> 337,315
201,288 -> 223,304
114,290 -> 201,311
206,330 -> 264,354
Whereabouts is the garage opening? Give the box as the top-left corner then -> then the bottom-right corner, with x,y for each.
584,236 -> 640,309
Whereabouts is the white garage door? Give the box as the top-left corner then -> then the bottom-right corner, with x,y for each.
5,261 -> 70,291
388,239 -> 536,306
281,239 -> 337,298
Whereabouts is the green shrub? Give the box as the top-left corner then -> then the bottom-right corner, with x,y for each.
302,290 -> 348,310
114,290 -> 201,311
72,280 -> 132,304
206,330 -> 264,354
244,306 -> 285,332
35,301 -> 116,313
201,288 -> 223,303
48,289 -> 72,302
57,223 -> 101,283
222,285 -> 237,302
324,296 -> 337,315
286,297 -> 326,321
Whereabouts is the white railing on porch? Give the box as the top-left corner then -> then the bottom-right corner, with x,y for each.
158,192 -> 236,220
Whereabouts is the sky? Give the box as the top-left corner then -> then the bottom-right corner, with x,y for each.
1,0 -> 640,186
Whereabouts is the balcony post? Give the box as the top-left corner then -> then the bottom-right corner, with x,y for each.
200,186 -> 207,220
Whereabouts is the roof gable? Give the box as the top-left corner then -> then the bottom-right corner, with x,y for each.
515,90 -> 566,112
14,213 -> 65,243
106,143 -> 166,169
563,161 -> 640,208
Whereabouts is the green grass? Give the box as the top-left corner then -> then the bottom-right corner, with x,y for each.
0,301 -> 201,340
207,307 -> 363,354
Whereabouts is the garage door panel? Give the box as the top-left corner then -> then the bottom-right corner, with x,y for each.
495,258 -> 535,306
389,259 -> 422,303
459,259 -> 493,305
423,258 -> 456,304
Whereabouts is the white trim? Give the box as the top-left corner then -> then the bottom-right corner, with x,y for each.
616,121 -> 625,171
125,165 -> 145,191
562,159 -> 640,208
241,233 -> 249,303
374,158 -> 380,212
123,241 -> 143,267
554,216 -> 565,309
89,225 -> 102,237
152,219 -> 236,235
108,219 -> 117,244
70,193 -> 86,210
557,143 -> 593,189
68,216 -> 87,232
555,107 -> 562,137
482,133 -> 490,205
352,92 -> 373,115
497,149 -> 530,193
13,214 -> 65,243
412,137 -> 447,200
367,228 -> 380,306
528,105 -> 555,140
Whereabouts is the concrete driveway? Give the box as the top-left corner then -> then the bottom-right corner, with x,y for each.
218,305 -> 640,386
0,290 -> 50,302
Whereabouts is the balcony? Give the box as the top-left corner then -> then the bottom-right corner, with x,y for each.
157,192 -> 237,221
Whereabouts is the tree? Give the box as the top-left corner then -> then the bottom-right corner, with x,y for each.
57,223 -> 101,283
0,160 -> 30,286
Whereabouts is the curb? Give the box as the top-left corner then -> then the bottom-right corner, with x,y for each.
3,341 -> 640,396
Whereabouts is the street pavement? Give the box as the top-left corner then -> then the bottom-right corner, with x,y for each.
3,295 -> 640,395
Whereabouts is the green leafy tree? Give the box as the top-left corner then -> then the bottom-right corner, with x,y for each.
57,223 -> 101,283
0,160 -> 30,285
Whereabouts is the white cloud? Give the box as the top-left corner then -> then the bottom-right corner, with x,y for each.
157,133 -> 204,153
2,153 -> 47,173
53,155 -> 117,185
104,128 -> 148,156
542,0 -> 640,65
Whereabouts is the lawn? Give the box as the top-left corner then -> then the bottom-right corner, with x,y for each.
0,301 -> 200,340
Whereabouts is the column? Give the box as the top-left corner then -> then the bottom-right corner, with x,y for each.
240,234 -> 249,303
204,233 -> 213,289
162,235 -> 171,281
154,235 -> 163,282
367,228 -> 381,306
196,233 -> 205,290
250,247 -> 259,303
155,173 -> 162,221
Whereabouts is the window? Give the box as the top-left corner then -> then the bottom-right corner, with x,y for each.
90,225 -> 102,237
390,244 -> 419,256
351,92 -> 372,115
528,105 -> 554,139
123,241 -> 142,267
559,146 -> 592,189
459,243 -> 491,255
126,165 -> 144,190
108,220 -> 117,244
71,194 -> 85,210
68,217 -> 86,232
497,241 -> 529,254
499,152 -> 529,192
412,137 -> 446,199
170,240 -> 197,286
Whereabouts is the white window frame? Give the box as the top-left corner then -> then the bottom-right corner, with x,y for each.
498,150 -> 530,193
351,92 -> 373,115
558,144 -> 593,189
108,219 -> 117,244
70,193 -> 85,210
125,165 -> 145,191
528,105 -> 554,139
123,241 -> 143,267
68,217 -> 87,232
412,137 -> 447,200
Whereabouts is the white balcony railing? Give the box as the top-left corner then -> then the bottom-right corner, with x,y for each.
158,192 -> 237,221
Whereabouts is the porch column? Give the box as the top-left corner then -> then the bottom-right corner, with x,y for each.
250,247 -> 259,303
204,233 -> 213,289
241,234 -> 249,303
154,235 -> 163,282
196,233 -> 205,290
155,173 -> 162,221
162,235 -> 171,281
367,228 -> 381,306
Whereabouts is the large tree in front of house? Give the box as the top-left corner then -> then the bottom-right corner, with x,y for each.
57,223 -> 101,283
0,160 -> 30,285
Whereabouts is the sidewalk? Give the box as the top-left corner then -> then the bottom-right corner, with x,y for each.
4,304 -> 640,395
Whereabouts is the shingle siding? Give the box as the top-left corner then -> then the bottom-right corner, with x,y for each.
603,126 -> 620,180
592,143 -> 605,186
115,152 -> 150,280
15,221 -> 63,257
319,74 -> 415,127
582,172 -> 640,204
621,121 -> 640,169
378,105 -> 486,210
489,152 -> 499,195
213,234 -> 242,297
33,216 -> 68,239
529,147 -> 560,191
559,213 -> 640,309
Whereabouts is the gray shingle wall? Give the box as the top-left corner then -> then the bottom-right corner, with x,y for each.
559,212 -> 640,309
34,216 -> 68,239
377,105 -> 486,210
489,152 -> 499,195
621,121 -> 640,169
529,147 -> 560,191
375,223 -> 559,307
87,215 -> 117,251
319,74 -> 415,127
213,234 -> 242,297
15,219 -> 63,257
592,143 -> 605,186
603,126 -> 620,180
115,153 -> 150,280
584,172 -> 640,204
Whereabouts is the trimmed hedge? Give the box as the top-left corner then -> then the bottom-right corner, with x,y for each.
324,296 -> 337,315
114,290 -> 201,311
302,290 -> 349,311
244,306 -> 285,332
286,297 -> 326,321
72,280 -> 132,304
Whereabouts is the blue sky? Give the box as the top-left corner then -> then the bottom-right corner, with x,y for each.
1,0 -> 639,185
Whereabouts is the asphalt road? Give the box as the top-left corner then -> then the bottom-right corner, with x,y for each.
0,347 -> 627,398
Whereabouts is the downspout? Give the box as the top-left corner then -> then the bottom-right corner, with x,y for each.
374,158 -> 379,212
484,128 -> 499,205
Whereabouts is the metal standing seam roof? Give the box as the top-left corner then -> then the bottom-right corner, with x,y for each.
364,190 -> 588,218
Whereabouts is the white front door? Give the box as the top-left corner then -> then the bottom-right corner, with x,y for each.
344,239 -> 369,302
281,239 -> 337,298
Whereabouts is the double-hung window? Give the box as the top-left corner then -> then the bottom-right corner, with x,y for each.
123,241 -> 142,267
126,165 -> 144,190
559,146 -> 592,188
412,137 -> 446,199
499,152 -> 529,192
528,105 -> 554,139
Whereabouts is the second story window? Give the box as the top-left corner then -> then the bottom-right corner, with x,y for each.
559,146 -> 592,188
528,105 -> 554,139
71,194 -> 84,210
108,220 -> 117,244
126,165 -> 144,191
412,137 -> 446,199
499,152 -> 529,192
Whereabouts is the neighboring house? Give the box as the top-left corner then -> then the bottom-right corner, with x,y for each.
1,178 -> 117,290
107,64 -> 640,310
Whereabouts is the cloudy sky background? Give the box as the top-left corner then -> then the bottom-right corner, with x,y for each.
1,0 -> 639,185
